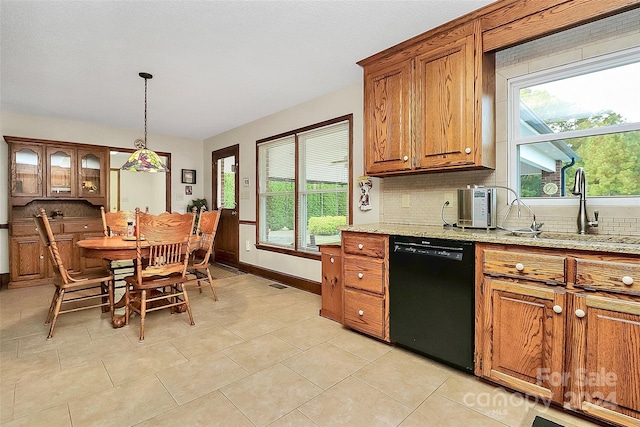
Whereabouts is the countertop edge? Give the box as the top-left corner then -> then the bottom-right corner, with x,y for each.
343,223 -> 640,255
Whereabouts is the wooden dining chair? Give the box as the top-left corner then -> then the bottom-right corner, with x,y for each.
34,208 -> 114,340
123,207 -> 197,342
186,206 -> 221,300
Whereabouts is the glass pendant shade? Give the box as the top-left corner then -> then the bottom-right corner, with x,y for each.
121,72 -> 169,172
121,148 -> 168,172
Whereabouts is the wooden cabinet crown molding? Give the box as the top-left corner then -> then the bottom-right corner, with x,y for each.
357,0 -> 640,67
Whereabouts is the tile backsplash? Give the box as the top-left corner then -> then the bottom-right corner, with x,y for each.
379,8 -> 640,238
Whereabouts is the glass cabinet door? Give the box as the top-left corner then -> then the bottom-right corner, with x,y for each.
78,150 -> 105,198
47,147 -> 75,197
11,144 -> 44,197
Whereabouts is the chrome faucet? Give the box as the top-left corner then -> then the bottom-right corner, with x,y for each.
571,167 -> 599,234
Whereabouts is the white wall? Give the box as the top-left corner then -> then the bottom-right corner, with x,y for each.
202,83 -> 377,282
1,110 -> 204,274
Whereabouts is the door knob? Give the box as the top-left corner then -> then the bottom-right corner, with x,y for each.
231,211 -> 237,216
575,309 -> 586,318
553,305 -> 563,314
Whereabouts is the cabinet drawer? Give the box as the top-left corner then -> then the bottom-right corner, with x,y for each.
483,249 -> 565,284
64,220 -> 103,233
344,289 -> 385,339
12,221 -> 62,236
344,254 -> 384,294
576,259 -> 640,294
343,233 -> 386,258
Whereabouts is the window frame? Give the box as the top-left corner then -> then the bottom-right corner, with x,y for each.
255,114 -> 353,259
508,46 -> 640,206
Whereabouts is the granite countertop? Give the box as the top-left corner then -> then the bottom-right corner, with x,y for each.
343,223 -> 640,255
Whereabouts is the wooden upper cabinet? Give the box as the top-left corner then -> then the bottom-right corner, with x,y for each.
10,143 -> 44,198
363,59 -> 412,174
46,146 -> 76,198
77,148 -> 107,199
414,34 -> 475,170
360,22 -> 495,176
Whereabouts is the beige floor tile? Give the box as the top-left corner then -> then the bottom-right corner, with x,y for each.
282,342 -> 368,389
1,402 -> 71,427
354,348 -> 453,409
16,323 -> 91,357
1,382 -> 15,423
222,334 -> 301,374
399,393 -> 505,427
156,351 -> 248,405
272,316 -> 343,350
299,376 -> 412,426
0,312 -> 50,342
13,363 -> 112,419
102,340 -> 187,385
0,338 -> 18,360
180,306 -> 243,330
328,328 -> 393,362
221,363 -> 322,427
435,372 -> 534,426
122,313 -> 197,345
68,375 -> 177,427
57,333 -> 135,370
136,390 -> 254,427
265,301 -> 320,324
268,409 -> 319,427
223,312 -> 289,340
0,349 -> 60,385
170,325 -> 244,359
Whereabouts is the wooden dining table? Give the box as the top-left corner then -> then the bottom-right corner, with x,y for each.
77,235 -> 200,327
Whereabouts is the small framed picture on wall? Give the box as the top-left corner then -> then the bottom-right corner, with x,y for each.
182,169 -> 196,184
185,186 -> 192,195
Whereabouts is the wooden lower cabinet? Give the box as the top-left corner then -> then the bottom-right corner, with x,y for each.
477,243 -> 640,426
483,278 -> 566,403
319,244 -> 343,324
341,231 -> 389,342
9,218 -> 104,288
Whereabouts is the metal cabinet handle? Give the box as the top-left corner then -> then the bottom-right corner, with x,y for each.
575,309 -> 586,318
330,257 -> 334,264
622,276 -> 634,286
515,263 -> 524,271
358,243 -> 364,250
358,272 -> 364,279
553,305 -> 563,314
358,310 -> 364,316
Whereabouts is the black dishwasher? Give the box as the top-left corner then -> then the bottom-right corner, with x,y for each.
389,235 -> 475,373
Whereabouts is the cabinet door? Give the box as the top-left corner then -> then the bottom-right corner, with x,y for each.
484,279 -> 566,403
10,237 -> 46,282
77,149 -> 107,199
320,249 -> 343,324
46,146 -> 76,197
10,143 -> 44,198
363,59 -> 412,174
47,234 -> 76,275
414,34 -> 475,170
571,294 -> 640,425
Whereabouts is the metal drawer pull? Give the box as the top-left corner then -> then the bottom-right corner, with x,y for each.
358,310 -> 364,316
358,272 -> 364,279
575,309 -> 586,318
358,243 -> 364,250
553,305 -> 563,314
622,276 -> 634,286
330,257 -> 334,264
515,263 -> 524,271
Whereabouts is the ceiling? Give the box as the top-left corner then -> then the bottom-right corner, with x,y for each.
1,0 -> 494,141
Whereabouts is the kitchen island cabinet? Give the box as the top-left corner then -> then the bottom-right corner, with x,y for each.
477,243 -> 640,426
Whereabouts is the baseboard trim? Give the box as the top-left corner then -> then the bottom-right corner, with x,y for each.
238,262 -> 321,295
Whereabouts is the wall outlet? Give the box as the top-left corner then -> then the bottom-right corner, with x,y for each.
401,194 -> 411,207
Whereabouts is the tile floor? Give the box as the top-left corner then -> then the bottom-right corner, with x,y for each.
0,267 -> 601,427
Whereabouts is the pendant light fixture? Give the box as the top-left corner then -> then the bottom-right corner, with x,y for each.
121,72 -> 169,172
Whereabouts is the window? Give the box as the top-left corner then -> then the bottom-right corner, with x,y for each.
257,115 -> 351,255
509,47 -> 640,200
